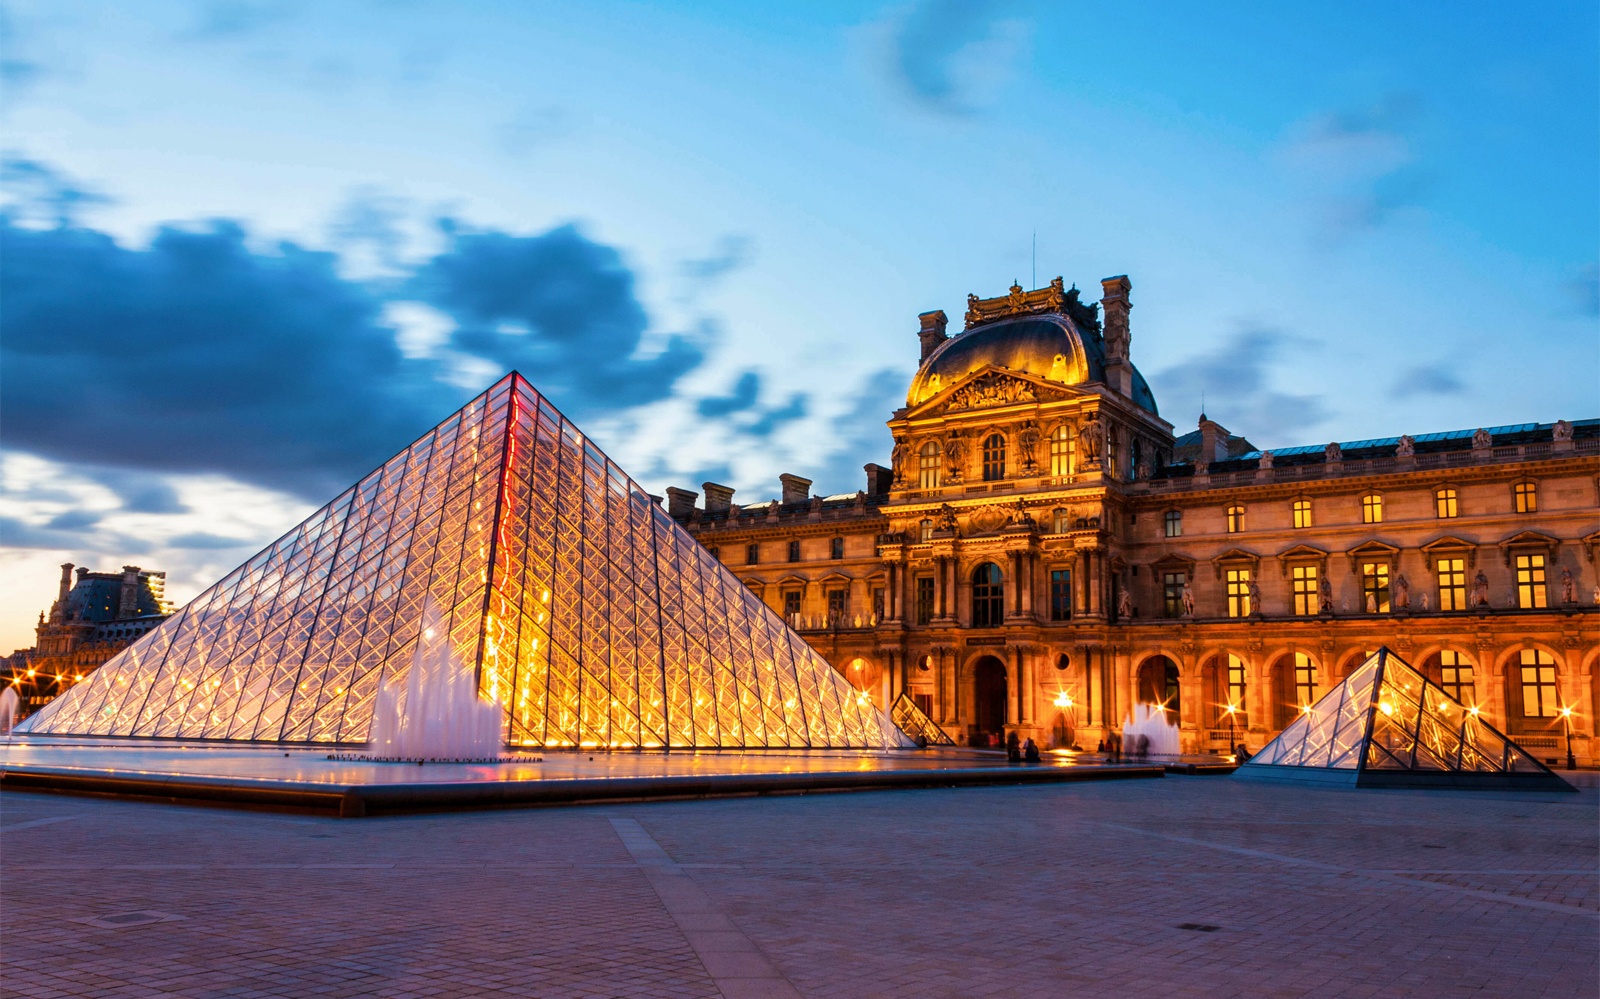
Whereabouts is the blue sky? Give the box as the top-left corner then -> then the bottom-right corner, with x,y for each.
1,0 -> 1595,651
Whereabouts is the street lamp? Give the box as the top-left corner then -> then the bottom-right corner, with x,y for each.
1559,706 -> 1577,770
1224,702 -> 1238,760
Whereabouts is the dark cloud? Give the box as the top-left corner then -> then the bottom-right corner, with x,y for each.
697,371 -> 761,418
1392,363 -> 1464,397
415,222 -> 705,418
44,509 -> 100,532
0,515 -> 148,553
893,0 -> 1020,115
1,157 -> 112,227
167,531 -> 253,549
744,393 -> 807,439
83,468 -> 190,515
1566,262 -> 1598,317
1149,328 -> 1327,440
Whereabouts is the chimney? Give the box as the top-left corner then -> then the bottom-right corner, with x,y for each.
702,482 -> 735,513
779,473 -> 812,505
57,563 -> 74,604
119,565 -> 142,619
918,310 -> 949,361
665,487 -> 698,518
1197,415 -> 1229,466
863,463 -> 893,496
1100,275 -> 1132,396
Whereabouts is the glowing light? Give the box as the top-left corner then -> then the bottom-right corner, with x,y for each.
1379,702 -> 1395,716
1053,691 -> 1073,709
1467,706 -> 1480,716
1560,706 -> 1574,718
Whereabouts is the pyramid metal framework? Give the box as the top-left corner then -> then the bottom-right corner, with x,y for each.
21,373 -> 913,750
889,693 -> 955,747
1236,648 -> 1573,791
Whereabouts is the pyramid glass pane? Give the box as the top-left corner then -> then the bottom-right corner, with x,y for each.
1235,648 -> 1567,789
890,693 -> 955,746
21,373 -> 913,751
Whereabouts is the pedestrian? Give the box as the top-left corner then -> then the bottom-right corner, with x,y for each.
1023,737 -> 1041,763
1137,734 -> 1150,760
1006,731 -> 1022,762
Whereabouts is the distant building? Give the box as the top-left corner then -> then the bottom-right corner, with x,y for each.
666,275 -> 1600,765
3,564 -> 174,719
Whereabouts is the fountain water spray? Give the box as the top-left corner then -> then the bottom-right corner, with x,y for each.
1121,702 -> 1181,757
361,598 -> 508,762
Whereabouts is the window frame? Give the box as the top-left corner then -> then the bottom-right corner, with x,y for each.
1436,557 -> 1467,611
1292,652 -> 1317,709
1438,650 -> 1473,704
1292,498 -> 1312,529
1515,553 -> 1547,608
1049,424 -> 1074,477
981,433 -> 1007,482
830,537 -> 845,560
1225,505 -> 1245,533
971,562 -> 1005,628
1435,486 -> 1459,519
1164,509 -> 1182,538
918,441 -> 941,489
1513,480 -> 1537,514
1050,568 -> 1072,621
1361,561 -> 1391,613
1361,493 -> 1383,524
1162,571 -> 1186,619
1291,564 -> 1319,616
782,590 -> 802,620
918,518 -> 933,542
1225,568 -> 1251,618
1518,648 -> 1558,718
746,543 -> 760,565
787,540 -> 801,563
914,576 -> 935,625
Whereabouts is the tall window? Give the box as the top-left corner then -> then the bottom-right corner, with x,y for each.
971,562 -> 1004,627
787,540 -> 801,562
1292,652 -> 1317,709
1050,569 -> 1072,620
872,587 -> 884,622
1439,650 -> 1473,704
1519,649 -> 1558,718
919,442 -> 941,489
915,577 -> 934,624
1437,558 -> 1467,610
1226,654 -> 1247,720
1291,565 -> 1319,615
1164,510 -> 1182,538
1361,562 -> 1390,613
1292,499 -> 1312,529
1516,554 -> 1547,608
1053,509 -> 1070,533
1514,481 -> 1537,513
1225,568 -> 1251,617
982,434 -> 1006,481
746,543 -> 759,565
1163,572 -> 1186,618
827,589 -> 848,624
783,591 -> 802,620
1361,494 -> 1383,524
830,537 -> 845,560
1435,487 -> 1458,518
707,546 -> 720,559
1226,505 -> 1245,533
1050,424 -> 1074,476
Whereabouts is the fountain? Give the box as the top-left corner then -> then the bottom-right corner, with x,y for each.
1120,702 -> 1181,758
349,599 -> 513,763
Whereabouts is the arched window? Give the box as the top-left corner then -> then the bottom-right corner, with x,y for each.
1361,493 -> 1383,524
1226,505 -> 1245,533
1050,424 -> 1074,476
919,442 -> 941,489
1292,499 -> 1312,528
918,518 -> 933,542
1517,649 -> 1558,719
1435,487 -> 1458,518
1514,481 -> 1537,513
982,433 -> 1006,481
1433,650 -> 1474,704
971,562 -> 1004,628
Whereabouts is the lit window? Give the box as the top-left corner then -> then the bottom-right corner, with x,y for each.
1514,482 -> 1537,513
971,562 -> 1004,628
918,519 -> 933,542
1518,649 -> 1558,718
1164,510 -> 1182,538
1435,487 -> 1458,518
918,442 -> 941,489
1437,558 -> 1467,611
746,543 -> 759,565
1050,569 -> 1072,621
1227,654 -> 1247,719
830,537 -> 845,560
1053,509 -> 1070,533
1226,505 -> 1245,533
915,577 -> 935,624
1292,499 -> 1312,529
1291,565 -> 1318,615
1361,562 -> 1390,613
1439,650 -> 1473,704
1163,572 -> 1186,619
1361,494 -> 1383,524
1292,653 -> 1317,708
982,434 -> 1006,482
1225,568 -> 1251,617
1515,554 -> 1547,608
1050,424 -> 1074,477
787,540 -> 800,562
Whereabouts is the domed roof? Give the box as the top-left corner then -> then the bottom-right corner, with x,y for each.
906,313 -> 1159,416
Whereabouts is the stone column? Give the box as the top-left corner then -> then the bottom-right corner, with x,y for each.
932,557 -> 945,620
1021,553 -> 1035,618
1020,646 -> 1034,725
1006,649 -> 1021,726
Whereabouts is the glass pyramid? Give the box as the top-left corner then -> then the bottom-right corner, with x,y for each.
889,693 -> 955,746
20,373 -> 913,750
1237,648 -> 1573,791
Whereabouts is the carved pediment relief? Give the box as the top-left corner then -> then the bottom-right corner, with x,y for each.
908,366 -> 1077,419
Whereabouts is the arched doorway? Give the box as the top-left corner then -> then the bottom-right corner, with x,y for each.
972,656 -> 1007,745
1137,655 -> 1179,716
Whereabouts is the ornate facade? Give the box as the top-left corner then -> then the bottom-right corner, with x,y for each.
668,276 -> 1600,765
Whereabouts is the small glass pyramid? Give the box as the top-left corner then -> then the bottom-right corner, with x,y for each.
889,693 -> 954,746
20,373 -> 913,750
1237,648 -> 1573,791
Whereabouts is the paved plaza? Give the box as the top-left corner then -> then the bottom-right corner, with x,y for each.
2,775 -> 1595,998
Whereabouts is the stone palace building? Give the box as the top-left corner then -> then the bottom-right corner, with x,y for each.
664,276 -> 1600,763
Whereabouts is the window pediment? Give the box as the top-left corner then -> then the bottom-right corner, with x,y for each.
1345,539 -> 1401,573
1151,553 -> 1195,571
1419,535 -> 1477,570
819,571 -> 855,584
1499,530 -> 1559,566
1210,548 -> 1260,580
777,574 -> 810,589
1276,544 -> 1329,577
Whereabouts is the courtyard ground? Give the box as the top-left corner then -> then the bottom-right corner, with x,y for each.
2,774 -> 1594,999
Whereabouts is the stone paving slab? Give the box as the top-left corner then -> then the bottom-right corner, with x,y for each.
2,777 -> 1594,998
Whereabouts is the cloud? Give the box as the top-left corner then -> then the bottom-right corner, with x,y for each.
809,367 -> 904,492
80,468 -> 190,515
1566,262 -> 1598,317
1,157 -> 112,227
1392,363 -> 1464,397
167,531 -> 253,549
1149,328 -> 1328,442
43,509 -> 101,532
1280,93 -> 1432,239
500,105 -> 575,156
697,370 -> 761,418
326,187 -> 411,272
745,392 -> 807,439
682,235 -> 751,285
892,0 -> 1029,115
187,1 -> 294,39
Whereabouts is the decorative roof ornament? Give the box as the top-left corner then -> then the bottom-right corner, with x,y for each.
963,276 -> 1101,330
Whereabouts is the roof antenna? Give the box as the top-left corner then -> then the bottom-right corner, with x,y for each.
1200,390 -> 1206,421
